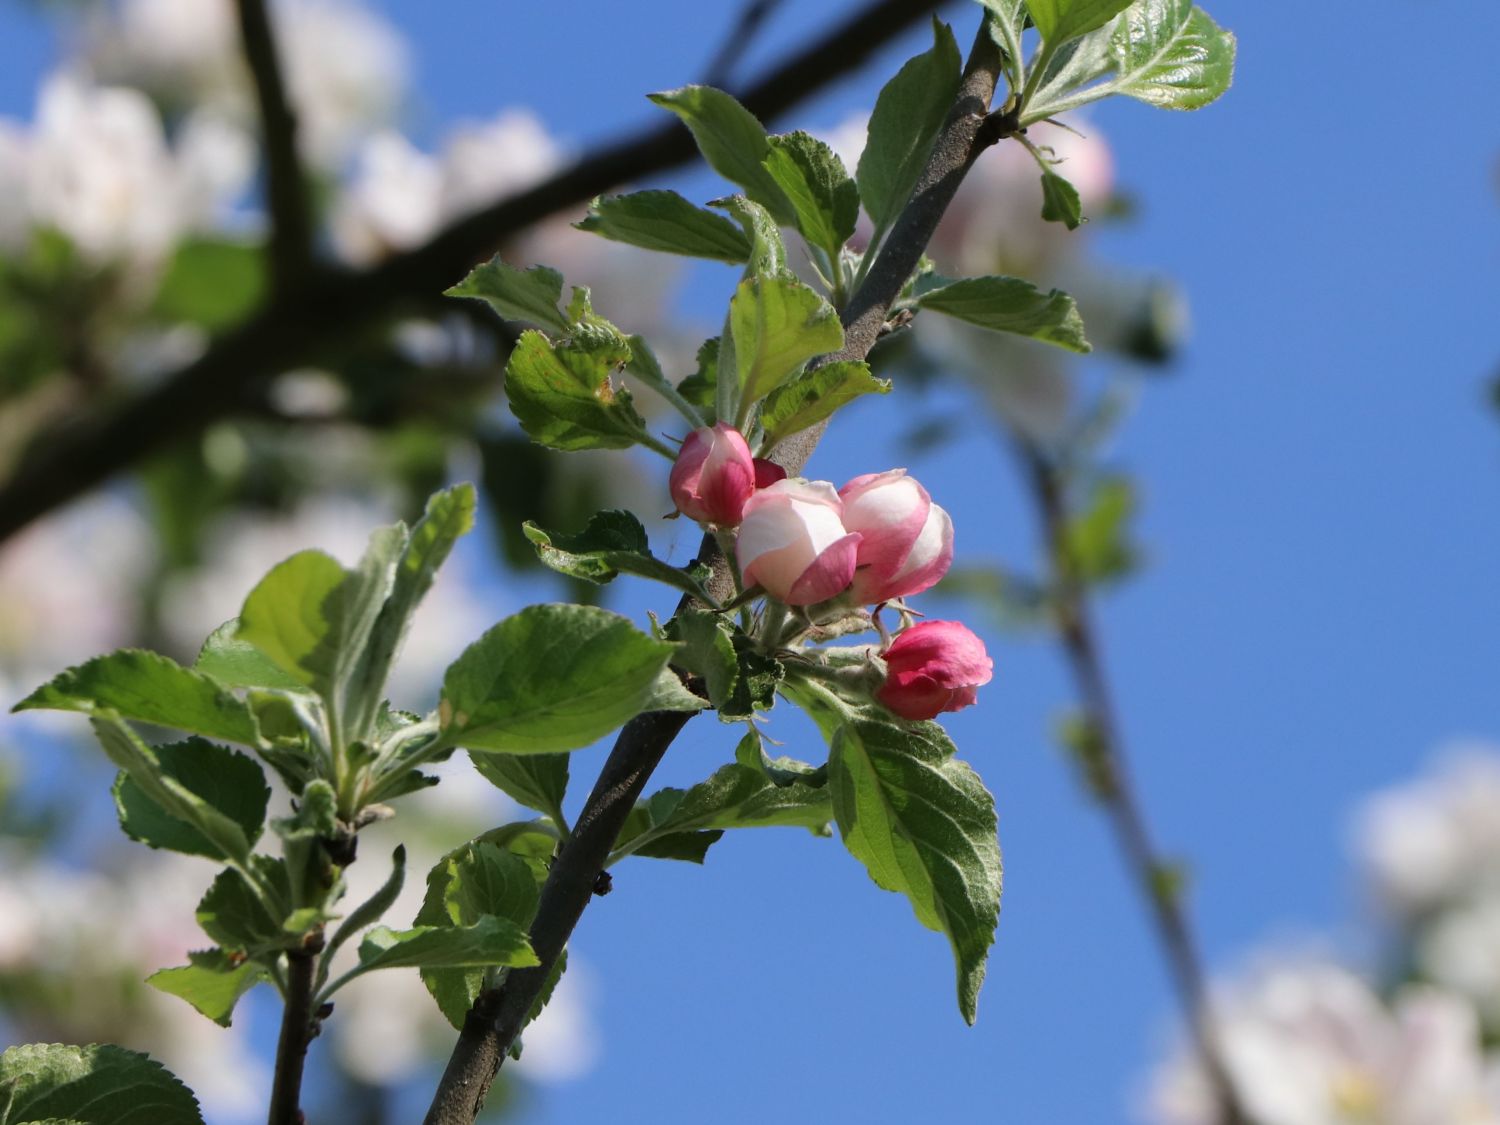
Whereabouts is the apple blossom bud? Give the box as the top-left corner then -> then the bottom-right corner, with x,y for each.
753,458 -> 788,489
839,469 -> 954,604
877,620 -> 993,721
669,423 -> 756,526
737,479 -> 861,606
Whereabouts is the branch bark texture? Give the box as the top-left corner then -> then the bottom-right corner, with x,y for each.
0,0 -> 945,545
422,24 -> 1009,1125
266,947 -> 318,1125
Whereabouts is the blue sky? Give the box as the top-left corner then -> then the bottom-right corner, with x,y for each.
4,1 -> 1500,1121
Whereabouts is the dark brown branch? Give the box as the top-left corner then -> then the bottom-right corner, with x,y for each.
235,0 -> 312,291
0,0 -> 945,546
1018,444 -> 1249,1125
421,25 -> 1008,1125
267,946 -> 319,1125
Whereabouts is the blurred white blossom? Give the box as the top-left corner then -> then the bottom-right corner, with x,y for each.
87,0 -> 408,169
1148,957 -> 1500,1125
1354,744 -> 1500,919
0,73 -> 251,269
0,844 -> 268,1123
0,494 -> 153,708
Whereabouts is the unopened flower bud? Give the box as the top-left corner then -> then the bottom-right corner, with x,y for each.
737,479 -> 861,606
877,620 -> 992,721
839,469 -> 954,604
670,423 -> 756,526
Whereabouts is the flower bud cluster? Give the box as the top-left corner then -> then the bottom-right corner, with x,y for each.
669,424 -> 992,720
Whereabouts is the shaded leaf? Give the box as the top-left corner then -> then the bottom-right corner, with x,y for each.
857,19 -> 962,231
577,191 -> 750,262
1040,170 -> 1083,229
356,918 -> 538,973
647,86 -> 794,225
916,275 -> 1089,352
446,257 -> 568,332
113,738 -> 269,860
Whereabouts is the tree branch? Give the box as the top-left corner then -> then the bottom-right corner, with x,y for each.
1017,443 -> 1248,1125
235,0 -> 312,291
267,946 -> 320,1125
0,0 -> 946,546
422,24 -> 1009,1125
700,0 -> 787,88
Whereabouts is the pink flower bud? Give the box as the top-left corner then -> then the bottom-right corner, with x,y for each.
839,469 -> 954,604
753,458 -> 788,489
670,423 -> 756,526
737,479 -> 861,606
877,620 -> 993,721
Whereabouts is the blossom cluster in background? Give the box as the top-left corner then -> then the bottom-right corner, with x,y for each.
1147,742 -> 1500,1125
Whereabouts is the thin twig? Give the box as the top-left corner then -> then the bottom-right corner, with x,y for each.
267,946 -> 320,1125
0,0 -> 945,546
1017,442 -> 1249,1125
234,0 -> 312,291
700,0 -> 787,87
421,25 -> 1010,1125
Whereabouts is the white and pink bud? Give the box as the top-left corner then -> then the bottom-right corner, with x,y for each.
670,423 -> 756,526
838,469 -> 954,605
877,620 -> 993,721
737,479 -> 861,606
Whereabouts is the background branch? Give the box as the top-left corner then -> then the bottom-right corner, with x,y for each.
0,0 -> 946,546
234,0 -> 312,291
700,0 -> 787,87
421,25 -> 1009,1125
1017,442 -> 1248,1125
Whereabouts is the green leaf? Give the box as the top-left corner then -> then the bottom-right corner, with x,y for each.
979,0 -> 1030,86
857,19 -> 962,233
667,611 -> 739,712
323,846 -> 408,969
1064,476 -> 1139,584
729,275 -> 844,405
916,275 -> 1090,352
150,237 -> 265,332
445,256 -> 568,332
1025,0 -> 1236,118
415,838 -> 549,1026
1024,0 -> 1133,46
828,720 -> 1002,1024
616,762 -> 832,862
710,195 -> 787,278
470,753 -> 569,820
0,1043 -> 203,1125
1107,0 -> 1235,110
1040,170 -> 1083,228
113,739 -> 269,860
720,635 -> 783,723
624,334 -> 708,427
148,950 -> 269,1028
195,857 -> 292,954
236,530 -> 403,731
736,727 -> 825,788
647,86 -> 794,225
356,918 -> 538,973
505,327 -> 654,453
441,604 -> 678,753
522,510 -> 720,606
14,650 -> 261,747
348,484 -> 476,735
759,360 -> 890,448
577,191 -> 750,263
194,621 -> 305,692
89,719 -> 253,865
676,337 -> 719,416
641,669 -> 712,714
762,131 -> 860,260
